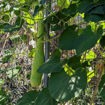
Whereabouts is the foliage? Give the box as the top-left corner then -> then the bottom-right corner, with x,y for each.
17,89 -> 57,105
0,89 -> 9,105
0,0 -> 105,105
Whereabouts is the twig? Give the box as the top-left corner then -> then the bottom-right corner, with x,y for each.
0,33 -> 10,56
90,63 -> 104,105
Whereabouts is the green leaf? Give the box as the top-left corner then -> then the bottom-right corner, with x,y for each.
57,0 -> 70,8
17,90 -> 38,105
2,15 -> 10,22
25,0 -> 33,4
2,55 -> 12,64
68,55 -> 82,70
6,68 -> 19,78
75,26 -> 102,54
20,5 -> 30,12
83,2 -> 105,22
0,2 -> 6,9
62,4 -> 77,17
50,49 -> 61,61
18,0 -> 25,3
84,5 -> 105,22
100,35 -> 105,48
58,25 -> 78,50
89,6 -> 105,15
76,26 -> 103,54
20,34 -> 28,42
44,12 -> 61,24
35,88 -> 57,105
78,0 -> 94,13
0,17 -> 24,32
16,65 -> 22,70
17,89 -> 57,105
38,49 -> 64,73
0,89 -> 8,105
14,10 -> 21,16
85,14 -> 103,22
59,25 -> 103,54
48,69 -> 87,102
98,74 -> 105,100
44,4 -> 77,24
15,16 -> 24,26
38,61 -> 63,73
10,34 -> 27,44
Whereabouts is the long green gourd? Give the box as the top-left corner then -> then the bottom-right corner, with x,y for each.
30,13 -> 44,87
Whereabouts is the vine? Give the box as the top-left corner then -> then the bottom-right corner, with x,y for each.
0,0 -> 105,105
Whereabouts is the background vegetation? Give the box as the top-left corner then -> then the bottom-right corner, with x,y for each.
0,0 -> 105,105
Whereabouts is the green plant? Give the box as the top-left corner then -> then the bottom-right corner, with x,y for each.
0,0 -> 105,105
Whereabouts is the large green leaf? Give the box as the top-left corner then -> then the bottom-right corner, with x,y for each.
98,74 -> 105,101
78,0 -> 94,13
38,49 -> 64,73
89,6 -> 105,15
75,26 -> 103,54
59,25 -> 103,54
85,14 -> 104,22
84,5 -> 105,22
17,90 -> 38,105
58,25 -> 78,50
17,89 -> 57,105
38,61 -> 63,73
48,69 -> 87,102
35,88 -> 57,105
78,0 -> 105,22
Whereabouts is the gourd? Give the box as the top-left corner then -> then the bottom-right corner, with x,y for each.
30,13 -> 44,87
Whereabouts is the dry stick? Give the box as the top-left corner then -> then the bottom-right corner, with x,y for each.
0,33 -> 10,56
90,64 -> 104,105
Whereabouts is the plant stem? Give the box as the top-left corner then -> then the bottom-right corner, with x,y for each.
43,0 -> 51,88
90,64 -> 104,105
